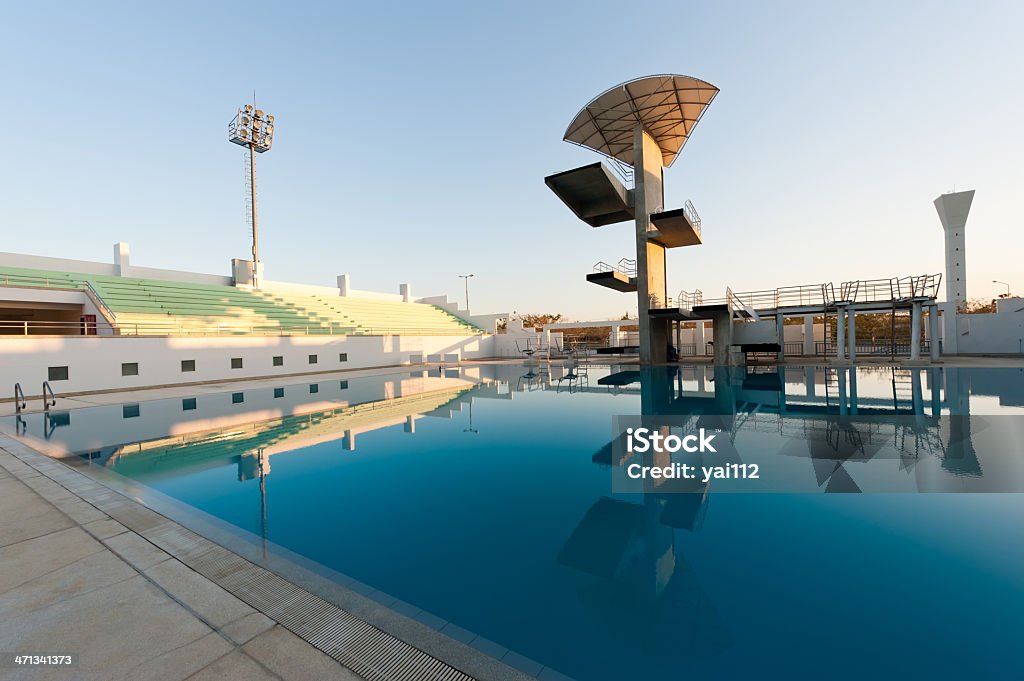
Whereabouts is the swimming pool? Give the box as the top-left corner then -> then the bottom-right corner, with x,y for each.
10,364 -> 1024,680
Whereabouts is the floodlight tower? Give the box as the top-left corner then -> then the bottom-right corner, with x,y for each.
229,103 -> 275,288
545,75 -> 718,364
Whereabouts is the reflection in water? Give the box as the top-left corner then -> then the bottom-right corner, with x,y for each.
3,363 -> 1023,681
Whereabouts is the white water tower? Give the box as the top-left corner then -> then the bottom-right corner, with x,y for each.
933,190 -> 974,308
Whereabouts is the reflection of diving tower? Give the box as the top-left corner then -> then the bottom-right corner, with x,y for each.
545,75 -> 719,364
934,190 -> 974,308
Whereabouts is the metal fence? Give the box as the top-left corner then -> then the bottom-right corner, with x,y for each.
0,320 -> 484,338
815,340 -> 933,356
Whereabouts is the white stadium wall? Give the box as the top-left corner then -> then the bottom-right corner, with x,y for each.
1,334 -> 495,397
953,298 -> 1024,355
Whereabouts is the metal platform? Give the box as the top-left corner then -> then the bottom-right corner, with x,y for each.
659,275 -> 943,319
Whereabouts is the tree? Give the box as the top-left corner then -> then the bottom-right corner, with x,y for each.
498,312 -> 563,332
958,298 -> 997,314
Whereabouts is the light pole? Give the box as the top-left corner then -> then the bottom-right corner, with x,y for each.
992,280 -> 1011,298
463,399 -> 478,434
459,274 -> 474,313
229,103 -> 275,288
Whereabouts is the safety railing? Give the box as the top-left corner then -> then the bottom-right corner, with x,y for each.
605,159 -> 635,188
783,342 -> 806,356
703,274 -> 942,315
684,200 -> 702,235
815,340 -> 932,356
0,320 -> 487,337
838,274 -> 942,304
665,289 -> 703,310
725,284 -> 831,310
0,273 -> 86,291
84,280 -> 118,322
592,258 -> 637,278
894,274 -> 942,300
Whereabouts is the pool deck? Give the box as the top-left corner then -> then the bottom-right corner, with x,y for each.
0,433 -> 547,681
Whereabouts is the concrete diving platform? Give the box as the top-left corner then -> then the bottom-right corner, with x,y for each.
649,307 -> 701,321
544,162 -> 633,227
648,204 -> 702,248
597,370 -> 642,386
586,269 -> 637,292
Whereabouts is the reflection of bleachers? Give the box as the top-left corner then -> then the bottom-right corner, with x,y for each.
0,265 -> 484,336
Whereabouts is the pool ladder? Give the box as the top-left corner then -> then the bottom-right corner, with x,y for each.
12,381 -> 56,413
14,383 -> 26,413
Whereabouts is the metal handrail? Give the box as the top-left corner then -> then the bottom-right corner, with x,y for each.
0,273 -> 85,291
684,200 -> 702,235
604,159 -> 634,187
702,274 -> 942,313
0,319 -> 487,337
14,383 -> 26,413
592,259 -> 637,277
42,381 -> 56,411
666,289 -> 703,310
84,280 -> 118,322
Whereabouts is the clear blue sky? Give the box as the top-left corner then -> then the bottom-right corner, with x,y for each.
2,1 -> 1020,320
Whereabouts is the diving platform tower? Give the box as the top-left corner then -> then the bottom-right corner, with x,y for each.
545,75 -> 718,364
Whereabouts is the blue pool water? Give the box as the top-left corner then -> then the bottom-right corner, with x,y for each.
14,364 -> 1024,680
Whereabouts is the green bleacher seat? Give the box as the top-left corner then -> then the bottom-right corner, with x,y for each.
1,265 -> 485,336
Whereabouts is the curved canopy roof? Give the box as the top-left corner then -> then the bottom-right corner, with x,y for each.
563,74 -> 719,168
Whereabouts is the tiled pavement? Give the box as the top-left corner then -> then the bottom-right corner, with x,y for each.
0,434 -> 550,681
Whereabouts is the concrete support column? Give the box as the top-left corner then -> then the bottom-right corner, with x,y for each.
837,368 -> 848,416
911,369 -> 924,415
910,301 -> 923,361
400,283 -> 412,303
675,322 -> 682,353
928,305 -> 941,361
337,274 -> 350,297
847,309 -> 857,363
776,314 -> 785,363
836,305 -> 847,361
940,303 -> 958,355
849,368 -> 858,414
711,311 -> 733,366
805,367 -> 815,397
694,321 -> 706,355
633,126 -> 668,365
928,367 -> 942,416
114,242 -> 130,277
778,367 -> 787,413
803,314 -> 815,356
404,415 -> 415,433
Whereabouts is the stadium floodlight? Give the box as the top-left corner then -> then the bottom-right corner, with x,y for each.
459,274 -> 474,313
228,103 -> 275,287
